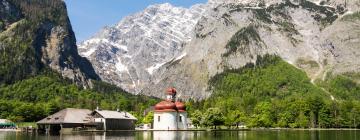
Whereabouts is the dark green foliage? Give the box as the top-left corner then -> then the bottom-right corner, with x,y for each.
299,0 -> 338,26
0,25 -> 41,85
277,21 -> 301,46
228,3 -> 245,13
253,9 -> 272,24
267,0 -> 299,11
0,0 -> 70,84
321,75 -> 360,100
0,72 -> 159,122
278,21 -> 299,35
268,0 -> 338,27
221,13 -> 235,26
0,0 -> 23,29
223,25 -> 263,57
188,55 -> 360,128
8,0 -> 69,25
0,0 -> 99,84
0,0 -> 152,123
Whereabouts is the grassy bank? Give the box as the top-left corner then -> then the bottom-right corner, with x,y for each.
15,122 -> 37,128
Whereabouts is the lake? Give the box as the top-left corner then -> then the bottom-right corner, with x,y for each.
0,130 -> 359,140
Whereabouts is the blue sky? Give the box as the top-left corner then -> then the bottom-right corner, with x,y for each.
64,0 -> 207,43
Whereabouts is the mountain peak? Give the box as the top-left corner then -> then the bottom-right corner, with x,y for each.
78,2 -> 206,93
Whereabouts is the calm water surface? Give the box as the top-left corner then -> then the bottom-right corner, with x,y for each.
0,130 -> 359,140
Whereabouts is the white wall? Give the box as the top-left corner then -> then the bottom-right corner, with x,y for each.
153,112 -> 177,130
177,112 -> 188,130
153,112 -> 188,130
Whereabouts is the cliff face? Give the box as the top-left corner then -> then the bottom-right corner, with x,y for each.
78,3 -> 206,93
140,0 -> 360,99
0,0 -> 99,87
78,0 -> 360,99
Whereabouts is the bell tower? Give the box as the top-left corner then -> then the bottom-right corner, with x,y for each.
166,87 -> 177,102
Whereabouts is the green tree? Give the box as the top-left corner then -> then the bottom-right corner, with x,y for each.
294,111 -> 309,128
277,111 -> 293,128
201,108 -> 225,129
191,110 -> 202,128
249,102 -> 274,128
318,103 -> 333,128
350,102 -> 360,128
225,110 -> 247,129
142,111 -> 154,124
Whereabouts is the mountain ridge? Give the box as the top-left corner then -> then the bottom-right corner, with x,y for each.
78,3 -> 206,93
80,0 -> 360,99
0,0 -> 99,88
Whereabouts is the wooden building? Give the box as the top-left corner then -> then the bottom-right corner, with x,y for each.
37,108 -> 94,133
91,110 -> 137,131
37,108 -> 137,132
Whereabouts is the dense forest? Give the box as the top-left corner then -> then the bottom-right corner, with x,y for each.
186,55 -> 360,129
0,71 -> 159,123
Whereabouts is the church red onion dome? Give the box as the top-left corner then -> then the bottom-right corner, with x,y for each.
175,101 -> 186,112
154,101 -> 177,112
166,87 -> 177,95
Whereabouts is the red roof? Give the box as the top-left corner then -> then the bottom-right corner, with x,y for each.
166,87 -> 177,95
175,101 -> 186,111
154,100 -> 186,112
154,87 -> 186,112
154,101 -> 177,112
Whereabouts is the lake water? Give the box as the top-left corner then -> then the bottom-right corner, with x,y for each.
0,130 -> 359,140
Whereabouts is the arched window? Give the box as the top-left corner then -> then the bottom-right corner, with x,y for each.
158,116 -> 160,122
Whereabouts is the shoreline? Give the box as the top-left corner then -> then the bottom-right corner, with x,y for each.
80,128 -> 359,132
0,129 -> 21,132
251,128 -> 360,131
2,128 -> 359,133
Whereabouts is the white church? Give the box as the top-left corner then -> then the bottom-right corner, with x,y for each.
153,88 -> 187,130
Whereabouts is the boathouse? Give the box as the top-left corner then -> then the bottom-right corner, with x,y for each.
0,119 -> 16,129
91,110 -> 137,130
37,108 -> 137,132
37,108 -> 94,133
153,88 -> 188,130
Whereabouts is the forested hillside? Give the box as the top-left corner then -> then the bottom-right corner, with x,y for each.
0,0 -> 98,87
188,55 -> 360,128
0,70 -> 158,122
0,0 -> 160,123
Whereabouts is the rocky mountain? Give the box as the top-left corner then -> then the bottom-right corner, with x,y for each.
78,3 -> 206,93
0,0 -> 99,88
80,0 -> 360,99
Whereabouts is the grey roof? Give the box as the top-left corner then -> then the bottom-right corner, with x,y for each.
93,110 -> 137,120
37,108 -> 93,124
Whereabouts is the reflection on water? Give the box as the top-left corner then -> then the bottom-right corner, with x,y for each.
0,130 -> 359,140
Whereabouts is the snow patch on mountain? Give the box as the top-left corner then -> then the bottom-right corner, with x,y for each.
78,3 -> 206,93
